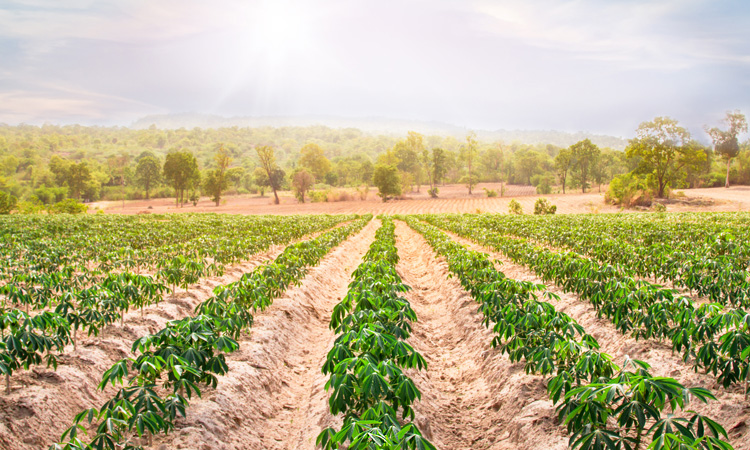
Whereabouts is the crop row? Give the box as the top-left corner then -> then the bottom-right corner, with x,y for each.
421,214 -> 750,397
318,217 -> 435,450
1,214 -> 361,449
448,213 -> 750,306
0,214 -> 351,309
1,216 -> 357,393
402,216 -> 733,450
49,214 -> 370,450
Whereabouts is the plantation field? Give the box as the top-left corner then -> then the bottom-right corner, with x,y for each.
94,185 -> 750,217
0,212 -> 749,450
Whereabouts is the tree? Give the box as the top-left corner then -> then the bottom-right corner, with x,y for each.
554,148 -> 572,194
405,131 -> 426,191
203,145 -> 232,206
299,143 -> 331,182
163,151 -> 199,207
256,145 -> 283,204
372,164 -> 401,202
431,147 -> 447,187
626,117 -> 704,198
135,155 -> 161,199
569,139 -> 600,193
291,169 -> 315,203
460,132 -> 479,194
706,110 -> 748,188
253,167 -> 269,196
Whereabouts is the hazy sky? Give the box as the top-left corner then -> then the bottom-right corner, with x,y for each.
1,0 -> 749,137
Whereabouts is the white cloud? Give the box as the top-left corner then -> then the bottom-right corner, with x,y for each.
471,0 -> 750,69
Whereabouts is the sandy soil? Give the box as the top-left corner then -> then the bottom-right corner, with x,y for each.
0,230 -> 329,450
444,229 -> 750,450
91,185 -> 750,216
145,219 -> 379,450
394,221 -> 568,450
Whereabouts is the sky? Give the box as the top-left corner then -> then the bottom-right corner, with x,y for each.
0,0 -> 749,138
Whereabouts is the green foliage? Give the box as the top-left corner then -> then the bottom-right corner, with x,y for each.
428,187 -> 439,198
135,155 -> 161,199
626,117 -> 706,198
406,215 -> 735,450
508,199 -> 523,214
605,173 -> 652,207
533,198 -> 556,215
163,151 -> 199,206
320,218 -> 434,450
484,188 -> 498,198
0,191 -> 17,214
50,214 -> 372,449
569,139 -> 601,193
373,164 -> 401,202
50,198 -> 87,214
299,143 -> 332,181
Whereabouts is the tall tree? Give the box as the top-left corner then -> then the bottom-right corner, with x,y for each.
569,139 -> 600,193
405,131 -> 426,191
256,145 -> 281,204
431,147 -> 447,187
299,143 -> 331,182
626,117 -> 704,198
163,150 -> 199,207
203,145 -> 232,206
706,110 -> 748,188
460,132 -> 479,194
554,148 -> 572,194
135,155 -> 161,200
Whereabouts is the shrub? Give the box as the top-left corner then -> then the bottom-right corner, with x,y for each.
605,173 -> 651,207
16,200 -> 45,214
484,188 -> 498,198
652,202 -> 666,212
534,198 -> 557,215
0,192 -> 18,214
50,198 -> 87,214
508,199 -> 523,215
428,187 -> 439,198
309,190 -> 329,203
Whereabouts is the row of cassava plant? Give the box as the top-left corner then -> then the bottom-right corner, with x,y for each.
46,215 -> 371,450
421,214 -> 750,397
0,216 -> 355,392
402,216 -> 734,450
452,213 -> 750,307
317,217 -> 436,450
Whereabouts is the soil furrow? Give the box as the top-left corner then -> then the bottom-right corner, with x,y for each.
394,220 -> 568,450
0,231 -> 322,450
444,228 -> 750,450
151,218 -> 379,450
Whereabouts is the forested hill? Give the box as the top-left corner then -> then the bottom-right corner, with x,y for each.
131,114 -> 628,150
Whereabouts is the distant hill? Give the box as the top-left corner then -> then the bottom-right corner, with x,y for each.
131,113 -> 629,150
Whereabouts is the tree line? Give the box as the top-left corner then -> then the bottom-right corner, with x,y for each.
0,112 -> 747,211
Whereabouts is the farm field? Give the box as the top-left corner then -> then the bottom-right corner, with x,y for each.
92,185 -> 750,217
0,212 -> 749,450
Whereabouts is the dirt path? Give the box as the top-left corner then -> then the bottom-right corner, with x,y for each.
442,228 -> 750,450
393,220 -> 568,450
151,219 -> 379,450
